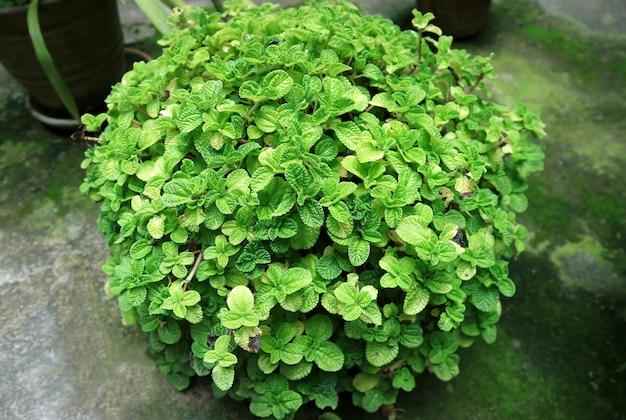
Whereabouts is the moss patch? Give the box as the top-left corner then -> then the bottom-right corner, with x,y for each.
549,235 -> 626,300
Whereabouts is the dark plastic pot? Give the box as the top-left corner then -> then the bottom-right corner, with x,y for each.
416,0 -> 492,39
0,0 -> 125,114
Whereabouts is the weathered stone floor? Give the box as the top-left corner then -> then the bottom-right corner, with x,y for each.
1,0 -> 624,418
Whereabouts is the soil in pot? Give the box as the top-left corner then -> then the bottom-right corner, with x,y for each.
416,0 -> 492,39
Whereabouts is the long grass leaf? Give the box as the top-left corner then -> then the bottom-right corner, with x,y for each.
26,0 -> 80,121
134,0 -> 172,36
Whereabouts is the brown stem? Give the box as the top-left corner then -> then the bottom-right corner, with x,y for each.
489,134 -> 509,151
448,66 -> 461,85
465,73 -> 485,95
183,251 -> 203,289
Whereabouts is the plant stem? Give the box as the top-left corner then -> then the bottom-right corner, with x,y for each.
184,251 -> 203,289
465,73 -> 485,95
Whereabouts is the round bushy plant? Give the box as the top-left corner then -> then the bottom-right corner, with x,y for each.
81,0 -> 545,417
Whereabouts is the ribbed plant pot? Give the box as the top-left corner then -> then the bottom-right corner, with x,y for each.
416,0 -> 492,39
0,0 -> 125,115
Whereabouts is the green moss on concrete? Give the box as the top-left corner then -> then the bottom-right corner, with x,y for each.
520,25 -> 590,58
549,235 -> 626,300
0,133 -> 93,226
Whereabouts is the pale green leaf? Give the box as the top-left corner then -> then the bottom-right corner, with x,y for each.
404,286 -> 429,315
147,214 -> 166,239
212,365 -> 235,391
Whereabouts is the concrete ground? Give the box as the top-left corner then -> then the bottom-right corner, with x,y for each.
1,0 -> 625,418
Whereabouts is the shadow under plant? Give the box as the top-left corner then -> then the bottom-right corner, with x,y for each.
0,0 -> 624,418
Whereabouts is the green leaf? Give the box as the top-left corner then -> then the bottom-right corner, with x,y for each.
356,141 -> 385,163
348,238 -> 370,267
235,242 -> 271,273
283,267 -> 313,295
334,282 -> 358,305
158,320 -> 182,344
396,215 -> 436,246
317,255 -> 342,280
432,354 -> 460,381
185,304 -> 203,324
402,285 -> 428,315
328,201 -> 351,223
251,167 -> 275,192
305,314 -> 333,341
130,239 -> 152,259
471,286 -> 500,312
178,104 -> 203,133
385,207 -> 403,229
497,277 -> 516,298
262,70 -> 294,100
399,323 -> 424,348
212,364 -> 235,391
428,331 -> 459,365
125,287 -> 147,307
392,367 -> 416,392
280,360 -> 313,381
250,389 -> 303,420
326,214 -> 354,239
147,214 -> 166,239
227,285 -> 254,313
456,261 -> 477,280
360,302 -> 383,326
162,179 -> 194,207
180,290 -> 201,307
219,285 -> 259,329
314,341 -> 345,372
299,199 -> 325,229
353,372 -> 381,393
365,341 -> 399,367
331,121 -> 361,151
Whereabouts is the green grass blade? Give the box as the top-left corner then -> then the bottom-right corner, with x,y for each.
26,0 -> 80,121
134,0 -> 172,36
161,0 -> 186,8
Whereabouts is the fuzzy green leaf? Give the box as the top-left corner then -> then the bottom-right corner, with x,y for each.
262,70 -> 294,100
314,341 -> 345,372
404,286 -> 429,315
396,216 -> 436,246
365,341 -> 399,367
235,242 -> 271,273
219,285 -> 259,329
317,255 -> 342,280
353,372 -> 381,393
299,199 -> 325,229
147,214 -> 166,239
212,364 -> 235,391
471,286 -> 500,312
130,239 -> 152,260
432,354 -> 460,381
348,238 -> 370,267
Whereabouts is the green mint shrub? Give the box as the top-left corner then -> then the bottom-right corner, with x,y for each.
80,0 -> 545,417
